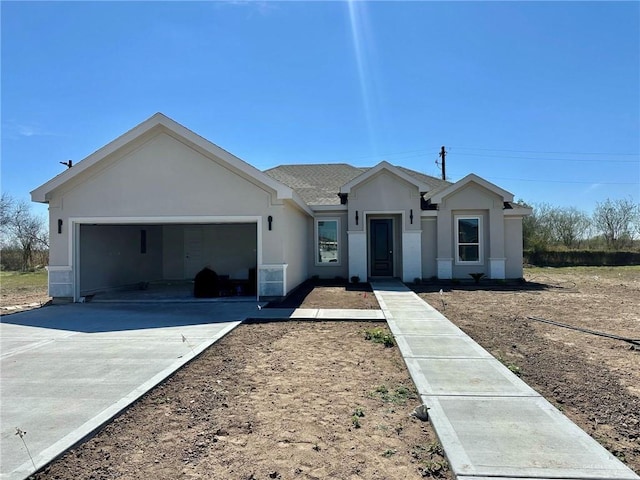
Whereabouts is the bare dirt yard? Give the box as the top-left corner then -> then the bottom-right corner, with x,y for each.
32,320 -> 449,480
7,267 -> 640,477
414,266 -> 640,473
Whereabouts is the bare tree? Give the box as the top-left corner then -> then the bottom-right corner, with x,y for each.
0,196 -> 49,271
592,198 -> 638,249
0,192 -> 13,229
551,207 -> 591,248
521,201 -> 555,250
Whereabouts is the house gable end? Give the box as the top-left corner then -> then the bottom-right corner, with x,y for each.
428,174 -> 514,205
30,113 -> 311,213
339,161 -> 431,195
55,132 -> 282,218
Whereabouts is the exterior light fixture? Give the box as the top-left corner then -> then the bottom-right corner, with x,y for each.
355,210 -> 359,225
268,215 -> 273,231
410,209 -> 414,224
58,219 -> 63,234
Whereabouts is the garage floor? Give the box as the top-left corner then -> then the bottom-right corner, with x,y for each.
0,302 -> 258,480
88,281 -> 257,303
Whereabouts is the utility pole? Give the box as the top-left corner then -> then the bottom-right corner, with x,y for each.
439,146 -> 446,180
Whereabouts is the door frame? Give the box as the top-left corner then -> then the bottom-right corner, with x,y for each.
69,215 -> 262,302
369,218 -> 394,277
366,212 -> 403,278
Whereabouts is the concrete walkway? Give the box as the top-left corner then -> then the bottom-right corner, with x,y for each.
371,280 -> 639,480
3,290 -> 638,480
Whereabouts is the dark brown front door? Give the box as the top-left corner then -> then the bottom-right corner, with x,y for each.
370,219 -> 393,276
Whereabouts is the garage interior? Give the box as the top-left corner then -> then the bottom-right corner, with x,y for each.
78,223 -> 258,300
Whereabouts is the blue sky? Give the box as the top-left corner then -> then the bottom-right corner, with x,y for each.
2,1 -> 639,219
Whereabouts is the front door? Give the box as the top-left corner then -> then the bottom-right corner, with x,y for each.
184,227 -> 204,279
370,219 -> 393,276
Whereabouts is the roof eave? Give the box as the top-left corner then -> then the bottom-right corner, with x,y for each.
30,113 -> 296,205
339,160 -> 431,194
429,173 -> 514,203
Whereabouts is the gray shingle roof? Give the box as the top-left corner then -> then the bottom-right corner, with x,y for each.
264,163 -> 449,206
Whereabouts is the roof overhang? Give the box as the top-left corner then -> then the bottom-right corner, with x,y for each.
31,113 -> 312,214
339,160 -> 432,194
426,173 -> 515,204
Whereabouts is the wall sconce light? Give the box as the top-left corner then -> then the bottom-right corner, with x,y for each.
57,219 -> 63,234
355,210 -> 359,225
410,209 -> 414,224
268,215 -> 273,231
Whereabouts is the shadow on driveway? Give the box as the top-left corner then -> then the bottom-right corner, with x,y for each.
0,302 -> 258,333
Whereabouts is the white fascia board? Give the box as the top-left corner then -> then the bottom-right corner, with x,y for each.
420,210 -> 438,217
429,173 -> 515,203
310,204 -> 348,212
31,113 -> 170,203
504,206 -> 533,217
339,160 -> 431,194
161,116 -> 295,200
31,113 -> 297,207
287,193 -> 314,216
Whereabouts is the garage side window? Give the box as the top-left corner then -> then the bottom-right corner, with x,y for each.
316,219 -> 340,265
455,216 -> 482,264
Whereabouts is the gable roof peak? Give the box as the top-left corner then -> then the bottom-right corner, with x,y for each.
31,113 -> 313,214
427,173 -> 514,203
339,160 -> 434,194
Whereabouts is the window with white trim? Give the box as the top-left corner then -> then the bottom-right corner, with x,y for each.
455,216 -> 482,264
315,219 -> 340,265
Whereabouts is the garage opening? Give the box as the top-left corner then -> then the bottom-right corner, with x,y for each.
78,223 -> 257,300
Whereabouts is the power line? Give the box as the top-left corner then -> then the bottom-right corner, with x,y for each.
450,152 -> 639,163
449,146 -> 639,157
446,173 -> 638,186
339,146 -> 639,166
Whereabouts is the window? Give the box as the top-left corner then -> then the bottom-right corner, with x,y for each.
316,219 -> 340,265
456,216 -> 482,264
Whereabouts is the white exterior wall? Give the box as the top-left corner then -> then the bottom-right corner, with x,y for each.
505,217 -> 525,278
402,231 -> 422,282
308,211 -> 349,279
436,183 -> 505,279
45,132 -> 294,299
347,171 -> 422,233
282,202 -> 310,295
346,171 -> 422,280
347,231 -> 367,281
420,217 -> 437,279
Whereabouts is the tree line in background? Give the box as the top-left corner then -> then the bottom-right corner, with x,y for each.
1,193 -> 49,271
522,197 -> 640,252
0,192 -> 639,271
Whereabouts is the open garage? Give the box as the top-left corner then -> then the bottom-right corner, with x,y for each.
78,222 -> 258,299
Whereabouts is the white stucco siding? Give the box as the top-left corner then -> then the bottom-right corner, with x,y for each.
282,202 -> 310,294
58,133 -> 276,218
47,132 -> 281,268
347,171 -> 421,232
437,184 -> 503,279
402,231 -> 422,282
505,217 -> 525,278
307,211 -> 349,279
347,231 -> 367,282
421,218 -> 437,279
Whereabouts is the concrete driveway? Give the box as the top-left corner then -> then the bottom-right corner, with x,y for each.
1,301 -> 258,480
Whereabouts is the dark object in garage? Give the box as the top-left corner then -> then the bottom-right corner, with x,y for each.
194,267 -> 219,298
